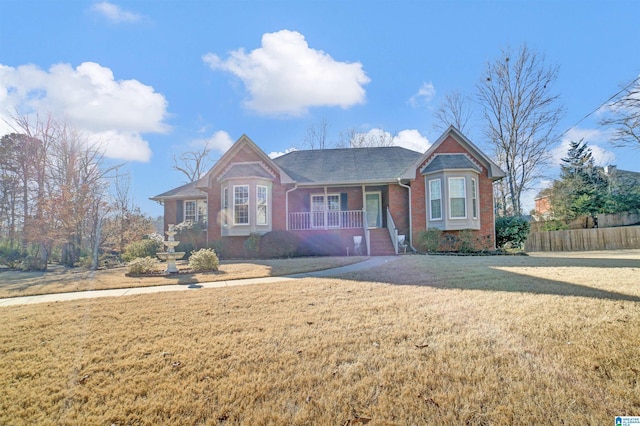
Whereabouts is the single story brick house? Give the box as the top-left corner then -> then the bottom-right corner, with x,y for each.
151,126 -> 505,256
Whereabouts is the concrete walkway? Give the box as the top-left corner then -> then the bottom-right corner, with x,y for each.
0,256 -> 401,307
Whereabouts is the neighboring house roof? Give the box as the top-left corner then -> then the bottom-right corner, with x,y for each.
150,178 -> 206,201
218,162 -> 275,181
273,146 -> 422,184
420,154 -> 482,174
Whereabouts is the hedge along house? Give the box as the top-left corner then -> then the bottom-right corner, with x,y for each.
151,126 -> 505,257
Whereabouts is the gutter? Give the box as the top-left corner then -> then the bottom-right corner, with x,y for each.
397,178 -> 417,252
285,184 -> 298,230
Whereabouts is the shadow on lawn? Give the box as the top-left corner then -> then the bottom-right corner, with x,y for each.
335,255 -> 640,302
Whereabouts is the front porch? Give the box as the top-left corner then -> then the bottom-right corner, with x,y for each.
284,184 -> 410,256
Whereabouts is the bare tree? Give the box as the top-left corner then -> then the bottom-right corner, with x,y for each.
173,143 -> 215,183
433,90 -> 474,133
337,127 -> 395,148
477,44 -> 564,216
303,117 -> 330,149
600,77 -> 640,148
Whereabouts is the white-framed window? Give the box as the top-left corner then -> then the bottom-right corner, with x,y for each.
429,179 -> 442,220
471,178 -> 478,219
256,185 -> 268,225
311,194 -> 340,228
233,185 -> 249,225
184,200 -> 207,223
448,177 -> 466,219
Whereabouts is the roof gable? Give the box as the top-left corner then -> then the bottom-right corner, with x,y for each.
198,135 -> 293,188
217,162 -> 276,181
421,154 -> 482,174
403,126 -> 505,181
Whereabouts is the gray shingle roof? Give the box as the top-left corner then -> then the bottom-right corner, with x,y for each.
218,163 -> 274,181
273,146 -> 422,183
421,154 -> 481,174
150,178 -> 206,200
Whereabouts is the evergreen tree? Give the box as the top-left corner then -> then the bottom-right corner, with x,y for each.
551,140 -> 609,220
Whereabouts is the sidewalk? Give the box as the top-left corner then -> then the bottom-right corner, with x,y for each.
0,256 -> 400,307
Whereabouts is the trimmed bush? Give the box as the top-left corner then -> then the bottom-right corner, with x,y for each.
495,216 -> 530,248
208,239 -> 228,259
259,231 -> 299,258
189,248 -> 220,272
122,239 -> 162,262
417,229 -> 442,252
127,257 -> 159,275
243,233 -> 262,258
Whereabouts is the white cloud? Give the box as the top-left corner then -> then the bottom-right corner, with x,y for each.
268,147 -> 298,159
392,129 -> 431,152
551,127 -> 616,167
409,81 -> 436,107
203,30 -> 370,116
354,128 -> 430,152
0,62 -> 169,162
91,1 -> 142,23
193,130 -> 234,154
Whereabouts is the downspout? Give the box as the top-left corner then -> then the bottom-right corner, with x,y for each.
285,184 -> 298,230
397,178 -> 416,252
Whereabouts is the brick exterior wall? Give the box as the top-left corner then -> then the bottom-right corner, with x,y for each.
388,183 -> 410,238
410,134 -> 497,250
160,132 -> 499,255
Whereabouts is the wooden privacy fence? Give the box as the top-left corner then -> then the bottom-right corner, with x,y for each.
525,226 -> 640,252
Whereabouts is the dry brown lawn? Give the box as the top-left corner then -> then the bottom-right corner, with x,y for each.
1,251 -> 639,425
0,256 -> 366,298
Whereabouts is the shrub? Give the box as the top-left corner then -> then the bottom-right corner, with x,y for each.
127,257 -> 159,275
540,220 -> 568,231
189,248 -> 220,272
458,229 -> 476,253
259,231 -> 299,258
417,229 -> 442,252
176,242 -> 194,260
174,221 -> 206,250
208,239 -> 228,259
19,256 -> 47,272
495,216 -> 531,248
243,233 -> 262,258
122,239 -> 162,262
0,245 -> 27,269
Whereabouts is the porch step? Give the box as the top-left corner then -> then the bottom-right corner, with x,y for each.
368,228 -> 396,256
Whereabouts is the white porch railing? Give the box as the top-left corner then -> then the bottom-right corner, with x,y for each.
288,210 -> 364,231
386,207 -> 399,255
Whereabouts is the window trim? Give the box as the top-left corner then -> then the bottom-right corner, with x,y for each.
471,178 -> 478,219
256,185 -> 268,226
429,179 -> 442,221
184,199 -> 207,224
448,177 -> 467,219
222,187 -> 229,226
233,185 -> 250,225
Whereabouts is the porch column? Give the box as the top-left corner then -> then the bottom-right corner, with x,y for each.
324,186 -> 328,230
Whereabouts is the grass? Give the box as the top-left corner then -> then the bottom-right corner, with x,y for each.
0,250 -> 639,424
0,256 -> 366,298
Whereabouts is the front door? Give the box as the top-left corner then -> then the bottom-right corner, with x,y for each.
365,192 -> 382,228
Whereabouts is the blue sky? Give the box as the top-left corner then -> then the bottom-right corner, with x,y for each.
1,0 -> 639,217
